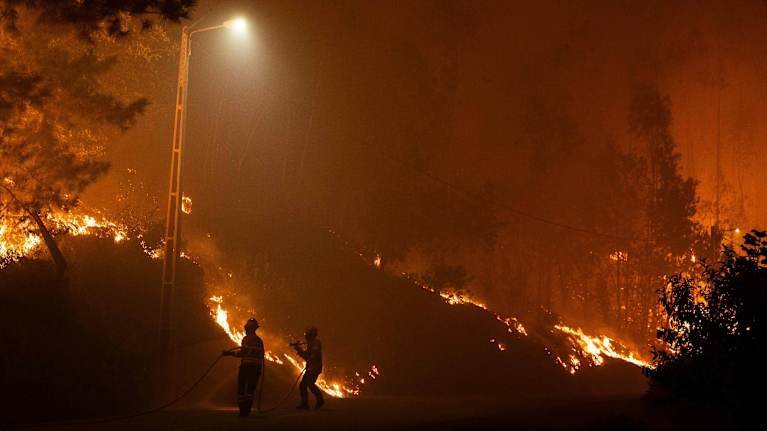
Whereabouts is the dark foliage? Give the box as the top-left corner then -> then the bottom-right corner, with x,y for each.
0,0 -> 195,37
646,230 -> 767,411
0,237 -> 218,424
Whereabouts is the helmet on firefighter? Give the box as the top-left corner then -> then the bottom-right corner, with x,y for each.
244,318 -> 259,332
305,326 -> 318,338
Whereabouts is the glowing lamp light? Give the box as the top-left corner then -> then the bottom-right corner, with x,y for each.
224,17 -> 247,32
735,227 -> 741,234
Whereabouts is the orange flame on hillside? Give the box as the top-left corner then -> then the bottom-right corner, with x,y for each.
405,273 -> 648,373
554,325 -> 652,371
331,231 -> 654,374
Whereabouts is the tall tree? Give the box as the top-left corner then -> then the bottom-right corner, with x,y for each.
0,0 -> 195,277
628,84 -> 699,337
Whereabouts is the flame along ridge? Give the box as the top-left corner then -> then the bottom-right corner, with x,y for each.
401,267 -> 651,373
326,230 -> 652,373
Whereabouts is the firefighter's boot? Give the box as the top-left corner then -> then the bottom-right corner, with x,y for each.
238,396 -> 253,417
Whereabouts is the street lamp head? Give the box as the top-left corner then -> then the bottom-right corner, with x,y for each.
223,17 -> 247,32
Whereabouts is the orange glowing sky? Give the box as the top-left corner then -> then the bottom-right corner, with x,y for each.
83,0 -> 767,231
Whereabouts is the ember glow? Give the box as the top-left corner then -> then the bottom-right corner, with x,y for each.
609,251 -> 628,262
207,295 -> 379,398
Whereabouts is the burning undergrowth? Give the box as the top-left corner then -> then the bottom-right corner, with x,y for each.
2,208 -> 649,403
329,231 -> 652,375
179,233 -> 381,399
1,208 -> 381,400
0,211 -> 128,264
0,209 -> 165,266
179,222 -> 649,398
415,283 -> 652,374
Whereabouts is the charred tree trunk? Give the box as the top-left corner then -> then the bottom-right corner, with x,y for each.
27,209 -> 68,279
1,185 -> 68,279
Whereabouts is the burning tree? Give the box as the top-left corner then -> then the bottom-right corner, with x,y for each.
0,1 -> 194,277
648,230 -> 767,412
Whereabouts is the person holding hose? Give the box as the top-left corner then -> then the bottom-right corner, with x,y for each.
223,318 -> 264,417
292,326 -> 324,410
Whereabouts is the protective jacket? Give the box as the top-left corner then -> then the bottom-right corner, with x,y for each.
237,334 -> 264,366
297,338 -> 322,372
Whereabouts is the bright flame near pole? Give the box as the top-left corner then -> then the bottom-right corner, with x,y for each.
210,296 -> 244,344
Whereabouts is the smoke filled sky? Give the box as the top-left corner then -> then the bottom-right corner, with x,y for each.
88,0 -> 767,230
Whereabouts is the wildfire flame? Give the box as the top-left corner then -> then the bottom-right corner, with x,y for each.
329,232 -> 655,375
554,325 -> 652,371
207,296 -> 379,398
1,211 -> 130,266
210,296 -> 245,344
404,274 -> 649,373
0,224 -> 41,260
2,211 -> 652,394
3,210 -> 382,396
410,276 -> 528,338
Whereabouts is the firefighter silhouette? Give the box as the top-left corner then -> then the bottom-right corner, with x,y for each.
292,326 -> 325,409
223,318 -> 264,417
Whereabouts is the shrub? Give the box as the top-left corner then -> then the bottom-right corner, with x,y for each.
647,230 -> 767,411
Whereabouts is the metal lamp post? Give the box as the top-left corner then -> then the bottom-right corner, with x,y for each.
159,17 -> 248,375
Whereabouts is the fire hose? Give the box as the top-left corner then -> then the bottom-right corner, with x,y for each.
7,350 -> 307,428
256,364 -> 306,413
222,346 -> 307,414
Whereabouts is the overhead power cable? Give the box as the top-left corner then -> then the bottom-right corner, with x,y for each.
367,147 -> 649,244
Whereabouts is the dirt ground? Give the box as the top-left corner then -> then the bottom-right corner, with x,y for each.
15,394 -> 730,431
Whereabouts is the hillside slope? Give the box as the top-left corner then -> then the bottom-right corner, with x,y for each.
196,224 -> 647,405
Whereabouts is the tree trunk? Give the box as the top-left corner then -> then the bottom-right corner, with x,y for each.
1,185 -> 67,279
27,209 -> 68,279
